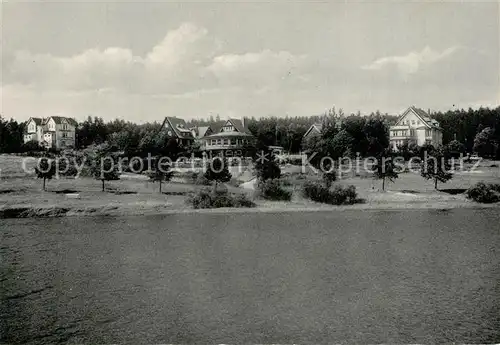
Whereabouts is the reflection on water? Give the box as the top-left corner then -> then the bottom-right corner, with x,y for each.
1,209 -> 500,343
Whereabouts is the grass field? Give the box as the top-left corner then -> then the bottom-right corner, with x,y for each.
1,154 -> 499,216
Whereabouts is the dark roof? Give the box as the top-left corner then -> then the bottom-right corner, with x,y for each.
28,117 -> 43,125
396,106 -> 441,130
226,118 -> 251,134
162,117 -> 195,139
190,126 -> 212,138
42,116 -> 78,126
303,123 -> 323,138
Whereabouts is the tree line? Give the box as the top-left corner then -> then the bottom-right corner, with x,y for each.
1,106 -> 499,158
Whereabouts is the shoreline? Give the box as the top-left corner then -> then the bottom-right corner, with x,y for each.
2,199 -> 499,219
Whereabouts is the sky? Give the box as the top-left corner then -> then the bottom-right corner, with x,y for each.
1,0 -> 499,123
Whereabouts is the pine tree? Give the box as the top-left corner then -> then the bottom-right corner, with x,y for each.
204,157 -> 232,191
254,145 -> 281,181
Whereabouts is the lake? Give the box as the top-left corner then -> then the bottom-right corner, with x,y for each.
1,209 -> 499,343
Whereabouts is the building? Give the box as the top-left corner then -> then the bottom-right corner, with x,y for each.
24,116 -> 78,150
302,118 -> 343,149
158,117 -> 195,147
303,123 -> 323,144
389,106 -> 443,150
201,118 -> 255,157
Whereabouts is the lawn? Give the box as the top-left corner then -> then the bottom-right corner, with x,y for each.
1,154 -> 499,216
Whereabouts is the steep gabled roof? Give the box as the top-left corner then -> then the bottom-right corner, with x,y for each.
303,123 -> 323,138
395,106 -> 441,130
226,118 -> 251,134
190,126 -> 212,138
27,117 -> 43,125
161,117 -> 195,139
43,116 -> 78,126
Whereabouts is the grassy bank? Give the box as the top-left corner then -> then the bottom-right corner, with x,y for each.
1,154 -> 499,218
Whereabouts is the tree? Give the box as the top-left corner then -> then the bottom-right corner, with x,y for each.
372,149 -> 399,191
204,156 -> 232,190
254,145 -> 281,181
34,157 -> 56,191
329,129 -> 355,159
421,147 -> 453,190
473,127 -> 498,158
364,116 -> 389,156
90,146 -> 121,192
322,161 -> 337,188
147,156 -> 174,193
445,140 -> 466,159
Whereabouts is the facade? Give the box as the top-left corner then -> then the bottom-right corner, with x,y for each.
201,118 -> 255,157
158,117 -> 195,147
389,106 -> 443,150
24,116 -> 78,149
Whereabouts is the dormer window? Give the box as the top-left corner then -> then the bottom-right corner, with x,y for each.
222,125 -> 234,132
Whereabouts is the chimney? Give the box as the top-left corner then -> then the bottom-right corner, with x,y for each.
428,108 -> 431,116
242,117 -> 245,130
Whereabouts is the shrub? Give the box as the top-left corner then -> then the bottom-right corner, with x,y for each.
466,182 -> 500,203
186,171 -> 211,185
186,188 -> 256,209
255,179 -> 292,201
302,181 -> 358,205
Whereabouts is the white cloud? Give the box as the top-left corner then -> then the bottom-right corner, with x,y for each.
362,46 -> 460,75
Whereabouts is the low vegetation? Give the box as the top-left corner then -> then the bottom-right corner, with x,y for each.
186,188 -> 255,209
255,179 -> 292,201
466,182 -> 500,203
302,181 -> 358,205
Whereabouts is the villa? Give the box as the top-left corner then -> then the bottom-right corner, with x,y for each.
201,118 -> 255,157
389,106 -> 443,150
24,116 -> 78,150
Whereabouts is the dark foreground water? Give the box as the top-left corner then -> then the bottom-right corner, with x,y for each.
1,209 -> 500,343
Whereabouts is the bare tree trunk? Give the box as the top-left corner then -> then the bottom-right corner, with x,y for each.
382,177 -> 385,191
159,179 -> 162,193
43,178 -> 46,191
435,178 -> 438,190
102,179 -> 105,192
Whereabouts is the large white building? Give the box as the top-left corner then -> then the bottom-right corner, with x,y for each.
24,116 -> 78,150
389,106 -> 443,150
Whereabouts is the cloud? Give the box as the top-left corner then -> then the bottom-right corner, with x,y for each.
362,46 -> 460,75
3,22 -> 307,96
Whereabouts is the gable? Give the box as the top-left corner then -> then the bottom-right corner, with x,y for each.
221,120 -> 236,132
395,107 -> 431,128
303,124 -> 322,138
161,117 -> 194,139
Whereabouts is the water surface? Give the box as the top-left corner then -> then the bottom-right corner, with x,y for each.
1,209 -> 499,343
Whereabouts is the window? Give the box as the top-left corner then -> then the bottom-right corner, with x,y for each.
230,139 -> 236,145
223,139 -> 229,145
216,139 -> 221,145
222,125 -> 234,132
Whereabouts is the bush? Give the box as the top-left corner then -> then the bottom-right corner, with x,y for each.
302,181 -> 358,205
187,171 -> 211,185
255,179 -> 292,201
466,182 -> 500,203
186,188 -> 256,209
